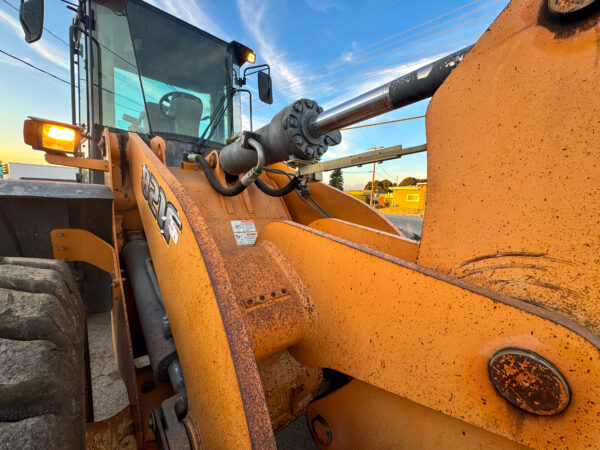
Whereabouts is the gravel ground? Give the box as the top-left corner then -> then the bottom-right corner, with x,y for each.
385,214 -> 424,240
87,312 -> 129,421
87,312 -> 317,447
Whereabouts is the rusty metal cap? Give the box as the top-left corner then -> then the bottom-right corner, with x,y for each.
548,0 -> 598,15
489,348 -> 570,416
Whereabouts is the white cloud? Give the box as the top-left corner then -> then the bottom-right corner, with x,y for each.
0,53 -> 25,68
236,0 -> 307,101
304,0 -> 340,12
145,0 -> 229,40
340,41 -> 358,63
0,8 -> 69,71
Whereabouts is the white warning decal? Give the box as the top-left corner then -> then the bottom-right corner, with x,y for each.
231,220 -> 257,246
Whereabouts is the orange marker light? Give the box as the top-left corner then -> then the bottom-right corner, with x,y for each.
247,52 -> 256,64
41,124 -> 77,152
23,117 -> 82,153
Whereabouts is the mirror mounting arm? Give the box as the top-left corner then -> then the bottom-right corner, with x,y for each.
234,88 -> 253,131
237,64 -> 270,86
237,64 -> 273,105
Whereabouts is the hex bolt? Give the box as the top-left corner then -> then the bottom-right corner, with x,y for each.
57,232 -> 64,237
59,246 -> 66,251
162,315 -> 172,338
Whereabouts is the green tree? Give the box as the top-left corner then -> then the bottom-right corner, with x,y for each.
398,177 -> 427,186
399,177 -> 417,186
364,180 -> 376,191
380,179 -> 393,191
365,179 -> 394,192
329,168 -> 344,191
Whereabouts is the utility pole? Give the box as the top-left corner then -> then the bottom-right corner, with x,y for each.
367,147 -> 383,207
370,162 -> 376,207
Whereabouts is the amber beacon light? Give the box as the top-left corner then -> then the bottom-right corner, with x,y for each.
23,117 -> 83,153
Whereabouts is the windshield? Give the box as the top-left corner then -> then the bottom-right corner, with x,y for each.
91,0 -> 240,145
126,0 -> 237,143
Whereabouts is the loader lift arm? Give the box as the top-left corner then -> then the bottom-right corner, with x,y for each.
7,0 -> 600,448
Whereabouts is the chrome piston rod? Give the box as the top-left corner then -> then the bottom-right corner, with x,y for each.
217,45 -> 472,176
309,45 -> 473,136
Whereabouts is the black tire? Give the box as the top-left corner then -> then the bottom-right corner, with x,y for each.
0,257 -> 85,449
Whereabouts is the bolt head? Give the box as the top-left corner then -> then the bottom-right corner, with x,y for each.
293,135 -> 304,147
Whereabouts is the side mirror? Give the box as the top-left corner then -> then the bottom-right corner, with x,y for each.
258,71 -> 273,105
20,0 -> 44,43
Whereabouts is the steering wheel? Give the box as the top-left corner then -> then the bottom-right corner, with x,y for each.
158,91 -> 203,118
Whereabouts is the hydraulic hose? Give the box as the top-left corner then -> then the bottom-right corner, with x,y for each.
193,136 -> 266,197
196,155 -> 247,197
255,176 -> 301,197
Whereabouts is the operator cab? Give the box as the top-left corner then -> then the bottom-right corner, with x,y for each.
71,0 -> 262,166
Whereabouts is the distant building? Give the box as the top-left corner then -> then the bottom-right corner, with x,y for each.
345,189 -> 388,206
389,183 -> 427,210
4,163 -> 79,182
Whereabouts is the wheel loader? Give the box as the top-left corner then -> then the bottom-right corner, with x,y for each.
1,0 -> 599,448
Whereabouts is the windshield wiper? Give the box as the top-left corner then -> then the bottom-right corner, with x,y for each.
196,93 -> 228,155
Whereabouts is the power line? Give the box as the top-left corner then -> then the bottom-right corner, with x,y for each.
2,0 -> 139,75
1,0 -> 70,47
341,115 -> 425,130
0,48 -> 71,84
0,48 -> 142,114
297,0 -> 485,79
299,0 -> 404,54
253,35 -> 476,114
377,165 -> 396,180
303,35 -> 478,99
57,0 -> 78,6
280,2 -> 502,93
271,0 -> 334,39
284,0 -> 382,52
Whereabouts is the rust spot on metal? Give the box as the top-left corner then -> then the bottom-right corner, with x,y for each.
489,348 -> 570,415
241,287 -> 290,309
86,406 -> 137,449
548,0 -> 598,15
539,0 -> 600,37
311,415 -> 332,445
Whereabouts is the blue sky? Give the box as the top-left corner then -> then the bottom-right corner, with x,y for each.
0,0 -> 508,189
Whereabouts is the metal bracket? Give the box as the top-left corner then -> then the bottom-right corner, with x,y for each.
45,153 -> 109,172
51,228 -> 119,284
